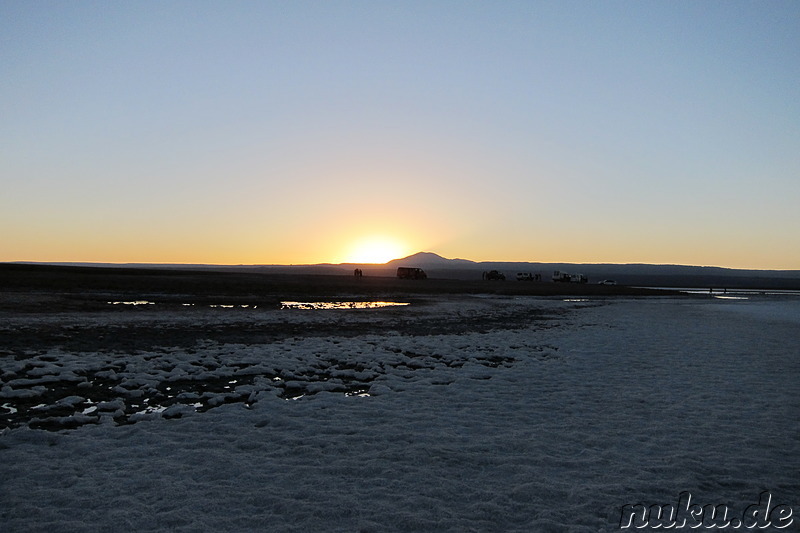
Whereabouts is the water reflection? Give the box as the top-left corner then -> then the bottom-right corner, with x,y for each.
107,301 -> 258,308
280,301 -> 410,310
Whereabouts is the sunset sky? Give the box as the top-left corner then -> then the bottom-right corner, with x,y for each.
2,1 -> 799,269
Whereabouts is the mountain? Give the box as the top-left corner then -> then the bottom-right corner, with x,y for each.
387,252 -> 476,267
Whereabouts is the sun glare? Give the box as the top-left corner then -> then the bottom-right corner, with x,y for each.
345,238 -> 407,264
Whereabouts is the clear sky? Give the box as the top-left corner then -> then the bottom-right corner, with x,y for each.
2,1 -> 799,268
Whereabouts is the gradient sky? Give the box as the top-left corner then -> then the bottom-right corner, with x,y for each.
2,1 -> 799,268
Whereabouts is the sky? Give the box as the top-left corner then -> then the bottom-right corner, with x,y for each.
2,1 -> 799,269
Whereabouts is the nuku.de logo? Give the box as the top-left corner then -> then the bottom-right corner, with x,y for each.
619,491 -> 793,529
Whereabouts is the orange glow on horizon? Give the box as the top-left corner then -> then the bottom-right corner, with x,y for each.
341,237 -> 411,264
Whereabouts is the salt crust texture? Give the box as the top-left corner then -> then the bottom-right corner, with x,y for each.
1,297 -> 798,532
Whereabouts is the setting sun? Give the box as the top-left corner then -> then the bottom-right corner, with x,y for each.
344,238 -> 408,264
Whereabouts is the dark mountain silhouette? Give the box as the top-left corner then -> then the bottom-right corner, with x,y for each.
387,252 -> 476,267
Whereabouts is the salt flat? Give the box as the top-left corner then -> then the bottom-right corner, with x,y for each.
1,293 -> 798,531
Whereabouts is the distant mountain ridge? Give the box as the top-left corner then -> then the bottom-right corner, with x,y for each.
388,252 -> 800,275
380,252 -> 800,289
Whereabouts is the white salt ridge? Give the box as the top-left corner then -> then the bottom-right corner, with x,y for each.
1,296 -> 798,531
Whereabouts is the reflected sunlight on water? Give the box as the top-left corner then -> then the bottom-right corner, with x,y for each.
280,301 -> 410,310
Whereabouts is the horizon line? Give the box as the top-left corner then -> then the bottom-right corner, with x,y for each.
4,256 -> 800,273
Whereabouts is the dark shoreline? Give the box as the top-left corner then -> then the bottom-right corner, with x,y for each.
1,263 -> 677,310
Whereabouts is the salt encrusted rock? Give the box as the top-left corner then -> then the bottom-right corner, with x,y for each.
96,411 -> 117,423
305,381 -> 342,394
233,364 -> 273,376
29,413 -> 98,429
7,376 -> 65,387
192,371 -> 221,381
206,395 -> 226,407
161,404 -> 192,419
206,392 -> 244,407
127,378 -> 160,388
282,380 -> 307,393
128,411 -> 158,423
64,413 -> 98,425
367,383 -> 392,396
58,371 -> 85,383
246,390 -> 276,405
406,359 -> 435,370
352,370 -> 378,381
112,385 -> 144,398
0,385 -> 47,399
97,399 -> 125,411
175,392 -> 201,400
55,395 -> 85,407
26,365 -> 60,377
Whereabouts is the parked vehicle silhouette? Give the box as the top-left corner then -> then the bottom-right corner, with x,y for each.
552,270 -> 588,283
486,270 -> 505,281
396,267 -> 427,280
